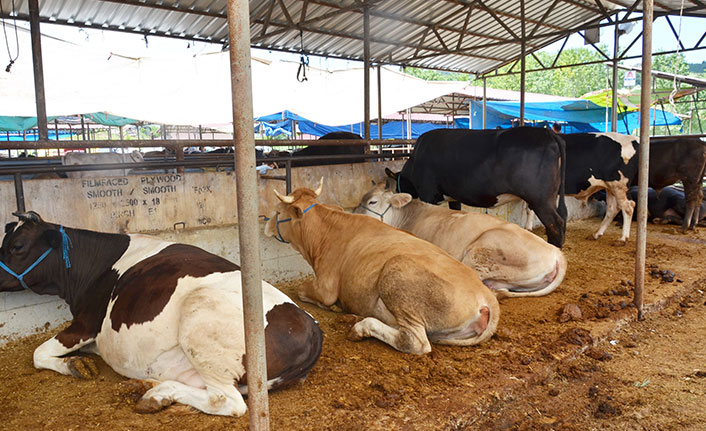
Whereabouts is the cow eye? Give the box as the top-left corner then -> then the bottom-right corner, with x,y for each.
12,243 -> 24,253
369,200 -> 377,205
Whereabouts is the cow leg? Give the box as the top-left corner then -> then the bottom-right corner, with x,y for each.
530,202 -> 565,248
136,380 -> 246,416
141,287 -> 249,416
682,181 -> 703,231
33,320 -> 99,379
348,317 -> 431,355
592,192 -> 619,241
296,277 -> 338,309
523,204 -> 535,230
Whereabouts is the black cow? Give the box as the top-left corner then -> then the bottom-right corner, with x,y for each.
562,132 -> 639,245
626,186 -> 706,226
386,127 -> 567,248
289,131 -> 365,167
645,137 -> 706,231
0,212 -> 322,416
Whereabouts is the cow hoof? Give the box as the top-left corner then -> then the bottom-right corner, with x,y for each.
119,379 -> 160,399
67,356 -> 99,379
586,234 -> 599,241
611,240 -> 627,247
135,396 -> 174,414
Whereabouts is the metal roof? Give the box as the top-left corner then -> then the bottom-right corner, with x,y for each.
1,0 -> 704,75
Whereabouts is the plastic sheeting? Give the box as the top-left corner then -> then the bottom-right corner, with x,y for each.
469,100 -> 682,134
1,26 -> 467,127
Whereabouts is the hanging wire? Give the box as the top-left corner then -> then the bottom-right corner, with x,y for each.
297,29 -> 309,82
1,0 -> 20,72
668,0 -> 686,113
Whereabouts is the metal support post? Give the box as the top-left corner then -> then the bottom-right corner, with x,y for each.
13,173 -> 26,213
28,0 -> 48,141
611,15 -> 620,132
634,0 -> 654,320
363,6 -> 371,140
226,0 -> 270,428
377,65 -> 382,140
482,77 -> 487,129
519,0 -> 526,127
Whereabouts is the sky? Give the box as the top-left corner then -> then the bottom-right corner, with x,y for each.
1,13 -> 704,75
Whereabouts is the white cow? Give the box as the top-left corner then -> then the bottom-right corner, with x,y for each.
62,150 -> 145,178
355,182 -> 567,298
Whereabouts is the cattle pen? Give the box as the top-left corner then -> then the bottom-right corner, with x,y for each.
2,0 -> 706,429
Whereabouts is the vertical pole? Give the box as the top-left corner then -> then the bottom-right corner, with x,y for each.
285,160 -> 292,194
406,108 -> 412,139
482,77 -> 487,129
363,6 -> 371,140
226,0 -> 270,428
14,173 -> 26,213
28,0 -> 48,141
81,116 -> 86,141
377,65 -> 382,140
634,0 -> 653,320
519,0 -> 526,127
611,14 -> 620,132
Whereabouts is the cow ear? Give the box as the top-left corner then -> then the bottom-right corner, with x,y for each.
384,167 -> 398,179
384,178 -> 396,190
5,222 -> 17,233
292,206 -> 304,219
390,193 -> 412,208
13,211 -> 43,223
42,229 -> 62,249
263,213 -> 277,237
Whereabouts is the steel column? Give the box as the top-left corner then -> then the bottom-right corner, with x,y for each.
13,173 -> 25,213
28,0 -> 48,141
634,0 -> 653,320
482,77 -> 487,129
611,15 -> 620,132
377,65 -> 382,140
226,0 -> 270,428
363,6 -> 371,140
519,0 -> 526,127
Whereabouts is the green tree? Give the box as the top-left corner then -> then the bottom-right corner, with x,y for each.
404,68 -> 470,81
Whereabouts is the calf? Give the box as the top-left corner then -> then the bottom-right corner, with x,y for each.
264,179 -> 499,355
627,186 -> 706,226
355,182 -> 566,298
386,127 -> 567,247
0,212 -> 322,416
563,132 -> 639,244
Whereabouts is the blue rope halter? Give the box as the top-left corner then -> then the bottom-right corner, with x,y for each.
265,203 -> 317,244
358,203 -> 392,221
0,226 -> 73,289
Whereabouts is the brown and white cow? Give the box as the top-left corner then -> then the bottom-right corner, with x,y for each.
0,212 -> 322,416
354,182 -> 566,298
264,179 -> 499,355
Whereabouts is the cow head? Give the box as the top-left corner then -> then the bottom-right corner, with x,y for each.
354,183 -> 412,223
0,211 -> 64,292
264,178 -> 323,246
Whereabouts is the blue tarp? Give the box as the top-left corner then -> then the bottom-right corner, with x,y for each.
255,112 -> 453,139
469,100 -> 682,134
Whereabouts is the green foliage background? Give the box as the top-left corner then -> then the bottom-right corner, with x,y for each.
405,47 -> 705,134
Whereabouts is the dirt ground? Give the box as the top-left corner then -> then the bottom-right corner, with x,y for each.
1,218 -> 706,431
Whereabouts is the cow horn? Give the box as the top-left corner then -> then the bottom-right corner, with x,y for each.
313,176 -> 324,197
12,211 -> 42,223
273,189 -> 295,204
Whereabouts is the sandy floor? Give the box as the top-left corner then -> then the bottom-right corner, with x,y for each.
1,218 -> 705,430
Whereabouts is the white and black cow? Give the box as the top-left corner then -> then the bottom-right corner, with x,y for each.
562,132 -> 639,244
386,127 -> 567,248
0,212 -> 322,416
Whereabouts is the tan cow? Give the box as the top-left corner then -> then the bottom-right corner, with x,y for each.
264,179 -> 499,355
355,182 -> 567,298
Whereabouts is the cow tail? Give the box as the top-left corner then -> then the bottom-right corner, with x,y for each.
555,132 -> 568,235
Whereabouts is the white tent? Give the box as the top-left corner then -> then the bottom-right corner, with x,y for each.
1,25 -> 467,127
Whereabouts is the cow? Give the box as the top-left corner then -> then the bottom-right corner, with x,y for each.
354,182 -> 566,298
288,131 -> 366,167
561,132 -> 639,245
385,127 -> 567,248
264,179 -> 499,355
62,150 -> 145,178
626,186 -> 706,226
0,212 -> 322,416
644,137 -> 706,231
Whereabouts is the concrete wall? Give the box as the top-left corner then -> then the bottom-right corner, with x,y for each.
0,161 -> 601,344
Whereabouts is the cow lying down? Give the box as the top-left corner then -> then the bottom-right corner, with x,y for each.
264,179 -> 499,355
355,182 -> 566,298
0,212 -> 322,416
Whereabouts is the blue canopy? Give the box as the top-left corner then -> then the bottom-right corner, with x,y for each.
469,100 -> 682,134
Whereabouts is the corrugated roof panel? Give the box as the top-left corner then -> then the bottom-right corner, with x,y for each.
0,0 -> 703,74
